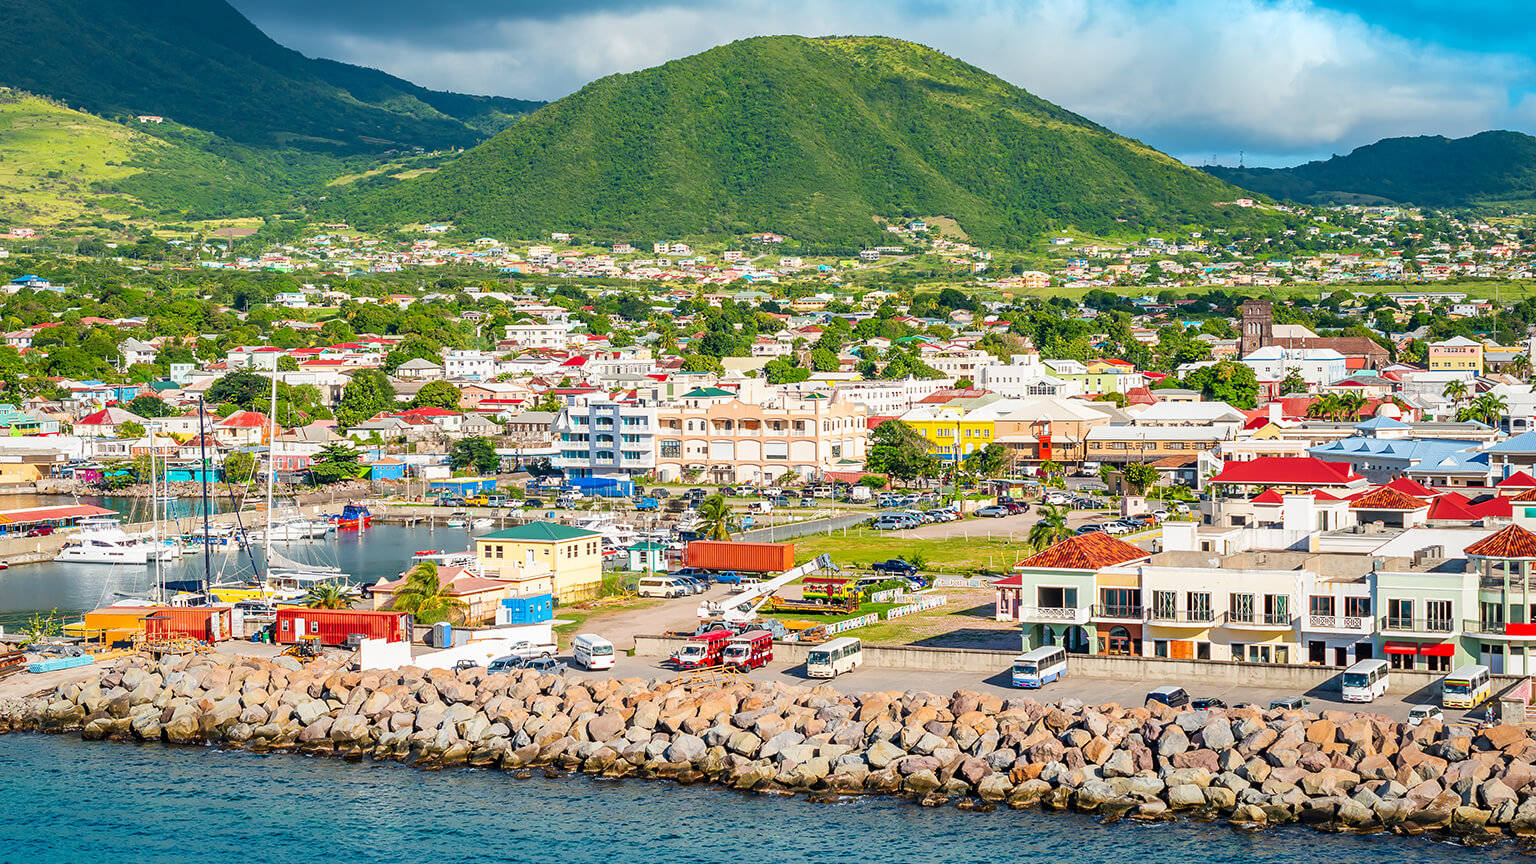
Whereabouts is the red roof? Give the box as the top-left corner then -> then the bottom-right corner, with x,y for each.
1017,533 -> 1150,570
1207,457 -> 1363,487
1426,495 -> 1480,522
1349,487 -> 1429,511
1252,488 -> 1284,504
1465,525 -> 1536,559
1499,471 -> 1536,488
398,406 -> 462,418
1472,497 -> 1513,519
217,410 -> 269,428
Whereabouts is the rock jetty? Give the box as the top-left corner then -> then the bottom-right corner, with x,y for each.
6,652 -> 1536,840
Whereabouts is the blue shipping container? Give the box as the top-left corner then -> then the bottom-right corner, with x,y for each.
499,593 -> 553,624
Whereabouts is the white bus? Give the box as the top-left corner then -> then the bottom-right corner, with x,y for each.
1012,646 -> 1067,689
1441,664 -> 1492,709
573,633 -> 615,671
1340,658 -> 1390,703
807,637 -> 862,678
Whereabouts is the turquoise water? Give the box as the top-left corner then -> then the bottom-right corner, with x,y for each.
0,735 -> 1518,864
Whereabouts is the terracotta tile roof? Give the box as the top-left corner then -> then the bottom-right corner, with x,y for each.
1384,477 -> 1439,498
1465,525 -> 1536,559
1017,532 -> 1150,570
1349,487 -> 1430,511
1513,488 -> 1536,502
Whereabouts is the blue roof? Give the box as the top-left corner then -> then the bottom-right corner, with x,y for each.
1354,416 -> 1410,430
1488,430 -> 1536,454
1309,436 -> 1486,472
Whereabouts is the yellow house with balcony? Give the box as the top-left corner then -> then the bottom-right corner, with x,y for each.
898,398 -> 1009,462
474,521 -> 604,603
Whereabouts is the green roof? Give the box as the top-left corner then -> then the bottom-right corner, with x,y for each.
682,387 -> 734,398
477,521 -> 601,542
628,541 -> 668,550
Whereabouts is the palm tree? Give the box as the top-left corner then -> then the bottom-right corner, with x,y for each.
1306,393 -> 1344,421
304,582 -> 355,610
1510,354 -> 1532,382
389,561 -> 467,625
1443,379 -> 1467,406
1336,391 -> 1368,421
696,494 -> 737,541
1461,393 -> 1508,427
1028,504 -> 1071,551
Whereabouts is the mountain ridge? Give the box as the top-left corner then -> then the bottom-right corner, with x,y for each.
329,35 -> 1283,245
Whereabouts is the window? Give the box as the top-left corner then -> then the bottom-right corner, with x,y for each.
1187,592 -> 1211,622
1229,593 -> 1254,623
660,440 -> 682,458
1153,639 -> 1169,658
1386,598 -> 1413,629
1231,643 -> 1246,662
1310,595 -> 1335,617
1344,597 -> 1371,618
1426,600 -> 1452,632
1263,594 -> 1290,625
1425,654 -> 1451,673
1152,591 -> 1177,620
1196,642 -> 1211,660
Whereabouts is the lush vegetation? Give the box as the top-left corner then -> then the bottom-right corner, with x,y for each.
333,35 -> 1288,246
0,0 -> 540,152
1205,131 -> 1536,209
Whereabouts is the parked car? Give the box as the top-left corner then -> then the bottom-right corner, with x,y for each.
1146,686 -> 1189,708
523,656 -> 568,675
1408,705 -> 1444,726
26,526 -> 54,537
1269,696 -> 1309,711
524,498 -> 544,510
871,558 -> 919,575
975,505 -> 1009,518
1045,492 -> 1072,506
871,515 -> 909,530
1191,697 -> 1226,710
454,659 -> 480,671
1001,501 -> 1028,515
1101,521 -> 1133,535
1075,524 -> 1103,535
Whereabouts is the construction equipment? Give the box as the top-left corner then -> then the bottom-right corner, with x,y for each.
763,595 -> 859,615
697,554 -> 838,626
778,620 -> 829,643
669,664 -> 750,691
281,636 -> 324,659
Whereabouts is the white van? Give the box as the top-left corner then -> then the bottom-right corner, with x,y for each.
573,633 -> 615,670
1340,658 -> 1390,702
849,486 -> 872,503
748,500 -> 774,514
637,576 -> 688,598
807,637 -> 863,678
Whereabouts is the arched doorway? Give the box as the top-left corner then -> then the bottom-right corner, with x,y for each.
1106,626 -> 1134,656
1062,625 -> 1091,654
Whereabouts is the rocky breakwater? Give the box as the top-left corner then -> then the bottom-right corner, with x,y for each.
6,653 -> 1536,841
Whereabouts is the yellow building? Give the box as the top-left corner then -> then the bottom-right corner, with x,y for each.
897,401 -> 1002,463
474,522 -> 604,603
1427,336 -> 1483,374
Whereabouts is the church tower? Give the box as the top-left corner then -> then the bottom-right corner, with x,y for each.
1240,299 -> 1272,356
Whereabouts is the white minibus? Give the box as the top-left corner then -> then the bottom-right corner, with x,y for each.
637,576 -> 687,598
573,633 -> 616,670
1012,645 -> 1067,688
1340,658 -> 1390,702
1441,664 -> 1492,709
807,637 -> 863,678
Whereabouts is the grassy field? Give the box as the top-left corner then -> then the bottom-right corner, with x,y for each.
767,601 -> 899,624
0,89 -> 155,224
794,526 -> 1024,575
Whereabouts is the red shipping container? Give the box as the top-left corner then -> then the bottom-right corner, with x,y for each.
275,609 -> 409,646
142,606 -> 234,643
683,541 -> 795,573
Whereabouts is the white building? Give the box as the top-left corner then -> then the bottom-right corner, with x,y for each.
443,350 -> 497,381
1239,346 -> 1348,388
552,402 -> 658,479
503,322 -> 578,349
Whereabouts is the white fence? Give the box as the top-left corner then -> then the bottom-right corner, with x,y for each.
826,613 -> 879,635
933,576 -> 992,589
884,595 -> 949,620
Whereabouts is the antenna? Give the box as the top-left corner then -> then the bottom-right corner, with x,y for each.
1239,150 -> 1245,169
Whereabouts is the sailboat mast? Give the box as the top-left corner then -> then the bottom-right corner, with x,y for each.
198,397 -> 212,592
264,358 -> 278,595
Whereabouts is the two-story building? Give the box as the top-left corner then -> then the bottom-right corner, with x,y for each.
1427,336 -> 1484,375
473,522 -> 603,603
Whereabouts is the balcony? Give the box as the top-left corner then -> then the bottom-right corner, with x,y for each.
1146,610 -> 1216,627
1222,611 -> 1295,630
1462,620 -> 1536,640
1306,614 -> 1374,635
1020,606 -> 1091,625
1090,604 -> 1145,623
1379,616 -> 1456,637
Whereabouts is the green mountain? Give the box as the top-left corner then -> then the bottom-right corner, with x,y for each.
1204,131 -> 1536,208
0,0 -> 542,151
333,36 -> 1279,245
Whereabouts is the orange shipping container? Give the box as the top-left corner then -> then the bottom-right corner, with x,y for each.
275,609 -> 409,646
684,541 -> 795,573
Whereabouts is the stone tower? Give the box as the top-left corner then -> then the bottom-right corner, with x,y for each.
1240,299 -> 1273,357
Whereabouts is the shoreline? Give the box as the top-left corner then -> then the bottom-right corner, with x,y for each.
3,652 -> 1535,843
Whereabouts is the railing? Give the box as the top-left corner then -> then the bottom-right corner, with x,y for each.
1223,612 -> 1294,627
1307,614 -> 1371,631
1090,604 -> 1145,621
1463,620 -> 1536,637
1020,605 -> 1091,624
1380,616 -> 1455,634
1147,609 -> 1216,625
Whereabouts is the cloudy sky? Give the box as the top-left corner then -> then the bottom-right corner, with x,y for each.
228,0 -> 1536,167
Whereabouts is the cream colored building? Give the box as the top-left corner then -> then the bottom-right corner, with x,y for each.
654,387 -> 867,484
473,522 -> 603,603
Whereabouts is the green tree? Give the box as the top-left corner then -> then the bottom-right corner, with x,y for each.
810,346 -> 839,371
1182,360 -> 1259,409
962,443 -> 1009,479
335,369 -> 396,427
449,436 -> 500,474
116,420 -> 146,439
128,394 -> 173,418
1121,462 -> 1160,496
1027,504 -> 1071,551
310,442 -> 362,484
276,355 -> 300,372
696,494 -> 737,541
412,380 -> 462,409
303,583 -> 355,610
1278,369 -> 1307,395
383,336 -> 443,373
531,391 -> 563,412
1442,379 -> 1467,405
222,451 -> 257,485
864,420 -> 940,484
388,562 -> 467,625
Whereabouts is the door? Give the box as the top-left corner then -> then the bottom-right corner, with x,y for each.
1308,641 -> 1326,665
293,617 -> 305,642
1489,644 -> 1506,674
1106,626 -> 1133,656
1334,646 -> 1349,667
1170,640 -> 1194,660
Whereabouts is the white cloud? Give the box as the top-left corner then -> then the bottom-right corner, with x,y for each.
267,0 -> 1536,164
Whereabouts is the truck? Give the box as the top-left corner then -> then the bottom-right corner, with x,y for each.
722,630 -> 773,671
634,497 -> 659,511
499,638 -> 558,661
683,540 -> 795,573
671,629 -> 731,669
870,558 -> 919,575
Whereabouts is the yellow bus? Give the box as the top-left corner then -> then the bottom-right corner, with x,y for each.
1441,664 -> 1492,709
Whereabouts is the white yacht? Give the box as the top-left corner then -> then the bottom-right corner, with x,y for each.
55,520 -> 177,565
247,518 -> 330,542
410,549 -> 477,568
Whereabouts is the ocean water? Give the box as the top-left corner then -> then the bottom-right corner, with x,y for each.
0,735 -> 1519,864
0,525 -> 473,628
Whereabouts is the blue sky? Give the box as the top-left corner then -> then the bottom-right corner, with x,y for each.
232,0 -> 1536,167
